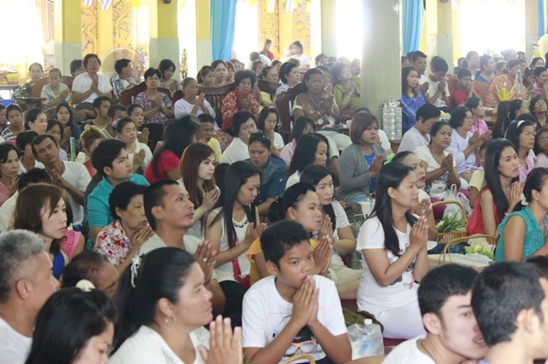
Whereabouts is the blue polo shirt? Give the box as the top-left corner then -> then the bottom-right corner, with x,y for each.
245,156 -> 287,205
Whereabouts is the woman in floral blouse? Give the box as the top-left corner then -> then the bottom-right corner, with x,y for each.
221,69 -> 260,130
94,181 -> 153,272
135,67 -> 174,126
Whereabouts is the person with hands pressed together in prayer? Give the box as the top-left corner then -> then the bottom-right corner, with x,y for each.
221,70 -> 260,130
41,68 -> 70,110
338,111 -> 385,203
174,77 -> 216,120
246,182 -> 333,288
467,140 -> 521,237
205,162 -> 267,327
71,54 -> 113,117
135,68 -> 174,126
110,248 -> 241,364
415,121 -> 461,194
32,134 -> 91,229
506,119 -> 536,183
243,220 -> 351,364
357,162 -> 430,339
94,182 -> 154,273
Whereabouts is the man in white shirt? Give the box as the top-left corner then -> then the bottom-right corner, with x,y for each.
139,179 -> 226,316
71,54 -> 113,118
0,230 -> 59,364
383,264 -> 487,364
399,104 -> 441,153
425,57 -> 451,111
32,135 -> 91,228
471,261 -> 548,364
411,51 -> 430,95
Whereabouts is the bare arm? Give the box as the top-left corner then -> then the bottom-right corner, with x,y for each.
480,190 -> 498,238
166,168 -> 181,181
334,225 -> 356,254
309,325 -> 351,364
361,246 -> 422,287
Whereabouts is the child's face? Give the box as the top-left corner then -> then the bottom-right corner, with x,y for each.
56,107 -> 71,125
8,110 -> 22,127
458,76 -> 472,90
275,240 -> 314,290
49,73 -> 61,88
432,69 -> 447,82
204,71 -> 214,86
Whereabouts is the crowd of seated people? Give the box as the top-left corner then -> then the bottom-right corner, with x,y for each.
4,43 -> 548,364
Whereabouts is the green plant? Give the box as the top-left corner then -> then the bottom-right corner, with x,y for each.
465,244 -> 494,260
436,214 -> 464,233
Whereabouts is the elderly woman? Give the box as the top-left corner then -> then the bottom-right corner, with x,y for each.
275,62 -> 301,96
220,111 -> 258,165
135,67 -> 174,126
174,77 -> 216,120
221,70 -> 260,130
292,68 -> 352,151
485,59 -> 523,107
94,181 -> 153,273
446,106 -> 489,184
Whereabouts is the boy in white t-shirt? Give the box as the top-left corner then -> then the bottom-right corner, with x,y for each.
242,220 -> 351,364
382,264 -> 487,364
424,57 -> 450,111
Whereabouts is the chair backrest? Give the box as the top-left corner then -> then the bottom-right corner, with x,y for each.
275,83 -> 304,133
172,90 -> 184,103
119,82 -> 147,106
28,76 -> 75,98
258,79 -> 280,103
200,82 -> 236,128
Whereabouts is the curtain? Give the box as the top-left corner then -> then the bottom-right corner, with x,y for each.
402,0 -> 425,54
539,0 -> 546,37
210,0 -> 238,61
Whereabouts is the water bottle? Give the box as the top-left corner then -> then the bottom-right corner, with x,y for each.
356,319 -> 384,358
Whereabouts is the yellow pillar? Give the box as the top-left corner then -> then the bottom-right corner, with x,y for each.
278,0 -> 293,56
320,0 -> 337,57
54,0 -> 82,75
196,0 -> 212,65
526,0 -> 539,60
97,6 -> 114,61
436,1 -> 454,73
149,0 -> 180,71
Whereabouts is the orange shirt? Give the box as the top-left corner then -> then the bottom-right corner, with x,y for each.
246,237 -> 319,285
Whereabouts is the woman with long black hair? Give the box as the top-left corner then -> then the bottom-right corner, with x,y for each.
205,161 -> 267,327
356,162 -> 429,339
144,115 -> 199,183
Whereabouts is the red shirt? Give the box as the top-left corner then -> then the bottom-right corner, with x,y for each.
452,89 -> 468,107
144,150 -> 180,183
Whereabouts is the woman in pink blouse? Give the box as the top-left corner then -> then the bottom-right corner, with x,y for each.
135,68 -> 174,126
221,70 -> 260,130
94,181 -> 153,273
465,97 -> 489,135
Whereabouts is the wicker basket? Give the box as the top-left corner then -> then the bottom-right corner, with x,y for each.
432,200 -> 469,244
437,234 -> 497,266
280,354 -> 316,364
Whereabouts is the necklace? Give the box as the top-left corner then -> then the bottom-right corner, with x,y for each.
233,215 -> 248,228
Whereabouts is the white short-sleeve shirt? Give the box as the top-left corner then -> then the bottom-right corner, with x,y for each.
61,161 -> 92,225
0,318 -> 32,364
110,325 -> 209,364
356,216 -> 419,314
128,142 -> 153,168
242,275 -> 347,363
399,127 -> 430,153
71,73 -> 113,104
382,336 -> 435,364
220,137 -> 249,165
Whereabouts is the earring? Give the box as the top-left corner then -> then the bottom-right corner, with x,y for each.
164,314 -> 177,328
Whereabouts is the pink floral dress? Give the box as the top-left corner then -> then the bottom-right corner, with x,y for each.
94,220 -> 132,267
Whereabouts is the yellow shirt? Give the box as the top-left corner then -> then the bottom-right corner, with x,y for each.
246,237 -> 319,285
207,137 -> 222,163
